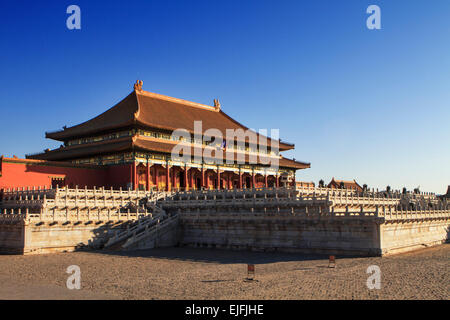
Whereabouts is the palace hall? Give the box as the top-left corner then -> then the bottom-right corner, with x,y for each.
0,81 -> 310,191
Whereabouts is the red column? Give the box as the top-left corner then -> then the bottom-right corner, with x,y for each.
136,163 -> 139,190
190,170 -> 194,190
264,174 -> 268,188
184,167 -> 189,191
252,172 -> 255,188
154,166 -> 159,191
166,165 -> 170,191
146,163 -> 150,191
217,170 -> 221,190
227,173 -> 232,189
131,162 -> 136,190
203,169 -> 207,189
172,167 -> 177,191
129,163 -> 132,190
206,172 -> 210,189
239,172 -> 243,189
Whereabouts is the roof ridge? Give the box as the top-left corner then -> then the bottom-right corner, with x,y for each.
334,179 -> 360,184
136,89 -> 219,112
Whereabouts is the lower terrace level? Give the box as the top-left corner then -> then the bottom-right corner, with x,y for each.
0,186 -> 448,256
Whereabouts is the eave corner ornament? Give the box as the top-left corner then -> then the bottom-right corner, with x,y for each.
134,80 -> 143,91
213,98 -> 221,110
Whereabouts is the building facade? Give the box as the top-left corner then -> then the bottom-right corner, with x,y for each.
327,178 -> 363,192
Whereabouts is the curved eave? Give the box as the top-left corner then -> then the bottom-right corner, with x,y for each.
45,91 -> 139,141
27,137 -> 134,161
279,157 -> 310,170
45,120 -> 136,141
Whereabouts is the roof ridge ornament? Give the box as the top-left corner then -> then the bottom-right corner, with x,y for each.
213,98 -> 221,111
134,80 -> 143,91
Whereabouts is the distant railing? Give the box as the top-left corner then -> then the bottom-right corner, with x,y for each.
2,186 -> 54,196
179,206 -> 450,221
377,208 -> 450,221
163,187 -> 399,207
0,207 -> 154,222
162,196 -> 330,210
296,185 -> 441,201
1,186 -> 170,201
1,204 -> 449,224
168,187 -> 296,199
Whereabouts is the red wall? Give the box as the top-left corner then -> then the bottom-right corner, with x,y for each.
0,160 -> 107,190
105,164 -> 133,190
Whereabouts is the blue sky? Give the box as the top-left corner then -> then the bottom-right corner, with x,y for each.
0,0 -> 449,193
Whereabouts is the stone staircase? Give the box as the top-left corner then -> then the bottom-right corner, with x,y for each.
121,213 -> 179,250
102,191 -> 177,250
103,211 -> 166,249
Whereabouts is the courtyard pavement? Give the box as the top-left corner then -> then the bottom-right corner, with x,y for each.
0,244 -> 448,299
